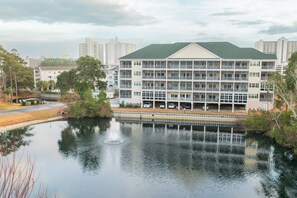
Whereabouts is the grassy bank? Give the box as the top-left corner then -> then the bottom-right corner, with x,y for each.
0,107 -> 64,127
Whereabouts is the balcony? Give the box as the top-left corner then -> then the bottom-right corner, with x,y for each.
221,77 -> 234,81
234,89 -> 248,92
180,87 -> 192,91
193,87 -> 206,91
120,61 -> 132,69
120,75 -> 132,79
180,97 -> 192,101
207,77 -> 219,81
167,97 -> 179,100
155,76 -> 166,79
222,65 -> 234,70
235,65 -> 248,70
193,98 -> 205,102
206,98 -> 219,102
194,77 -> 206,80
221,88 -> 233,92
143,75 -> 154,79
180,76 -> 192,80
142,86 -> 154,90
167,86 -> 179,90
235,77 -> 248,81
206,88 -> 219,92
155,86 -> 166,90
120,84 -> 131,89
207,65 -> 220,70
168,76 -> 179,80
261,66 -> 274,70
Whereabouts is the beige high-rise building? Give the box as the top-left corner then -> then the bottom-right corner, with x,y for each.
255,37 -> 297,75
106,37 -> 136,65
79,37 -> 104,63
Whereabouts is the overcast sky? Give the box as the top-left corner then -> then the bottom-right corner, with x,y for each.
0,0 -> 297,58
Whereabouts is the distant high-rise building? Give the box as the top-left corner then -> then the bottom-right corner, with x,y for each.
255,37 -> 297,75
25,56 -> 43,68
79,37 -> 104,63
106,37 -> 136,65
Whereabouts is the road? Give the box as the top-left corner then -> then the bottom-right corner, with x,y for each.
0,103 -> 66,115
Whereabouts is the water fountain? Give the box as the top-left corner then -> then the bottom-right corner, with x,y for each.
104,129 -> 123,145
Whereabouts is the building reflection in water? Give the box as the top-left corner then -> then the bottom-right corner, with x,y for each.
119,119 -> 271,182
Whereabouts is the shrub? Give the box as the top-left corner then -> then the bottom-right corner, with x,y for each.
245,111 -> 272,133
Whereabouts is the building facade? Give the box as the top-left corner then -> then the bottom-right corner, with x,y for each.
106,37 -> 137,65
119,42 -> 276,112
34,66 -> 77,87
79,37 -> 104,63
104,65 -> 119,90
255,37 -> 297,75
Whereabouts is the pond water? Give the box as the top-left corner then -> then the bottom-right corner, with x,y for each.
1,118 -> 297,198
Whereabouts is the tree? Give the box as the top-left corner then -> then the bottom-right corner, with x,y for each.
268,52 -> 297,119
0,47 -> 34,103
48,80 -> 56,90
56,70 -> 76,94
56,56 -> 106,97
36,80 -> 49,92
74,56 -> 106,97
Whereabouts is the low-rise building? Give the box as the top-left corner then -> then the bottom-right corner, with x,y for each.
34,66 -> 77,87
119,42 -> 276,112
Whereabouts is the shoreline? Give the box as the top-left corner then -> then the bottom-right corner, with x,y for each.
0,116 -> 64,132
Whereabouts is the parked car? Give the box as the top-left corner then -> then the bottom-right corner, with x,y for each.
168,103 -> 176,109
143,102 -> 152,108
202,105 -> 209,111
159,104 -> 165,109
185,104 -> 191,109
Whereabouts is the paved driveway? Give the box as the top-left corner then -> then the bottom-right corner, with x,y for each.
0,103 -> 66,115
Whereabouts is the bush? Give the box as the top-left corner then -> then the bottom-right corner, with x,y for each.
67,89 -> 111,119
245,111 -> 272,133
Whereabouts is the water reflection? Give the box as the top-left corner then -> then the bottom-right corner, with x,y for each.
1,119 -> 296,197
0,127 -> 33,155
57,118 -> 111,172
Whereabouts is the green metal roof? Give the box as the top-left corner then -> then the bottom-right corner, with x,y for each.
120,42 -> 276,60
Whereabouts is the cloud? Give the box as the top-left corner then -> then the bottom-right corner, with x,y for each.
259,22 -> 297,34
211,11 -> 246,16
230,20 -> 267,26
0,0 -> 156,26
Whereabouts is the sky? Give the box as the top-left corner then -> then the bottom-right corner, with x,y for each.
0,0 -> 297,58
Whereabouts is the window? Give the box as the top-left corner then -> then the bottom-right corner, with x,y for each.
134,71 -> 141,76
250,61 -> 260,67
134,81 -> 141,86
155,92 -> 166,100
234,94 -> 247,103
220,93 -> 233,103
134,92 -> 141,96
134,61 -> 141,65
248,94 -> 259,99
249,83 -> 259,88
249,72 -> 260,77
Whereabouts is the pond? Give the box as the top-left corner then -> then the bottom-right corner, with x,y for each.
1,118 -> 297,198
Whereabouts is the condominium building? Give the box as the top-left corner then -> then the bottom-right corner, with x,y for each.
104,65 -> 119,90
79,37 -> 104,63
119,42 -> 276,112
255,37 -> 297,75
34,66 -> 77,87
106,37 -> 137,65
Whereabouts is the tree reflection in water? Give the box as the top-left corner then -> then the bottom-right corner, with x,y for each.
0,127 -> 33,155
58,118 -> 111,173
247,133 -> 297,198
